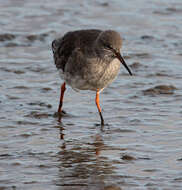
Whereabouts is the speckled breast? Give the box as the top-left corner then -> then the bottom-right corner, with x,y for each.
95,58 -> 121,89
62,58 -> 121,91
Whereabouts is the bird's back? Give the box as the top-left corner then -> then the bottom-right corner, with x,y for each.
52,29 -> 102,71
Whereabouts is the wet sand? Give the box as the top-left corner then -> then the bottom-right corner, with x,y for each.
1,0 -> 182,189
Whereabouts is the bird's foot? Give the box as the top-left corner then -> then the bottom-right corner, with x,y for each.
53,110 -> 67,118
95,122 -> 110,127
101,120 -> 104,126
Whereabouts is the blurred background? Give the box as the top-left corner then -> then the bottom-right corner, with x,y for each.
1,0 -> 182,189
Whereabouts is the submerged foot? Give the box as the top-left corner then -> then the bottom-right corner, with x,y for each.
53,110 -> 67,118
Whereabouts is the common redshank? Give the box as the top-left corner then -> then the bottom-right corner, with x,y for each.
52,29 -> 132,125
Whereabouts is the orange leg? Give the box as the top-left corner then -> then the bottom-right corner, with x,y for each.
58,82 -> 66,114
95,90 -> 104,125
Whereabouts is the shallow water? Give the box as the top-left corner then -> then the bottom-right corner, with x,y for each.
1,0 -> 182,189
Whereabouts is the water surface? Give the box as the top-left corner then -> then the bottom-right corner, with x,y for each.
1,0 -> 182,189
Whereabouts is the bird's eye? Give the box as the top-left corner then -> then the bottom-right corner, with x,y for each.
105,44 -> 112,50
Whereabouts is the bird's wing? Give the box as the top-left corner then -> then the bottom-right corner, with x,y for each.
52,29 -> 102,71
65,46 -> 107,83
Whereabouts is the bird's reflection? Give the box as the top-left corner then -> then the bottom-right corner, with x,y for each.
55,120 -> 66,149
58,122 -> 104,155
59,125 -> 64,140
58,117 -> 105,152
93,134 -> 104,156
54,122 -> 120,189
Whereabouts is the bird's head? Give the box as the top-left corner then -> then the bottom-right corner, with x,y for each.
96,30 -> 132,76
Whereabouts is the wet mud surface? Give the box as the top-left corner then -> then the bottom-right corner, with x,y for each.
1,0 -> 182,189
